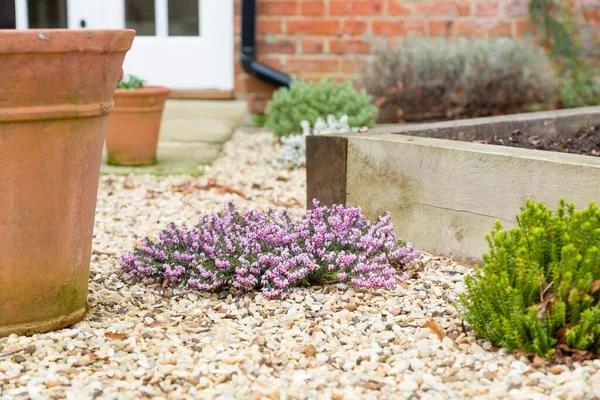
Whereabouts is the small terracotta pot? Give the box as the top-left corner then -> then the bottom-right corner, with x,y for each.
105,86 -> 171,166
0,29 -> 134,337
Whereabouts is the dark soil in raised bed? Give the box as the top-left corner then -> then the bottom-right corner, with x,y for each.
481,125 -> 600,157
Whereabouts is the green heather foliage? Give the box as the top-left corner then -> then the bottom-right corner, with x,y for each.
264,78 -> 378,139
459,199 -> 600,358
117,74 -> 145,89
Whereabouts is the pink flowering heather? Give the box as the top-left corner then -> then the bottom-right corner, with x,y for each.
121,200 -> 420,298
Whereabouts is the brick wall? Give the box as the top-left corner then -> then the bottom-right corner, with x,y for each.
233,0 -> 597,114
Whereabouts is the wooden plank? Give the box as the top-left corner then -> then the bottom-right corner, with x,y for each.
371,106 -> 600,142
169,89 -> 234,100
306,136 -> 348,208
345,134 -> 600,264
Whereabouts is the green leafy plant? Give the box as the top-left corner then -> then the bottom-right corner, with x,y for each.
459,199 -> 600,359
362,37 -> 558,123
528,0 -> 600,108
264,78 -> 378,139
559,63 -> 600,108
253,114 -> 267,127
117,74 -> 145,89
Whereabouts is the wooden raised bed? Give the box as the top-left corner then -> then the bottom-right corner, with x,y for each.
306,107 -> 600,264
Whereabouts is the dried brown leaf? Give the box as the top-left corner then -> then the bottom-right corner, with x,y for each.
590,280 -> 600,295
514,349 -> 535,359
384,82 -> 404,96
195,179 -> 248,199
375,96 -> 389,108
0,347 -> 26,358
272,197 -> 303,208
146,189 -> 162,199
556,322 -> 578,344
362,380 -> 385,390
104,332 -> 127,341
535,294 -> 556,320
149,321 -> 170,328
172,180 -> 200,195
92,249 -> 116,256
216,186 -> 248,199
532,355 -> 549,367
556,344 -> 596,361
425,319 -> 446,341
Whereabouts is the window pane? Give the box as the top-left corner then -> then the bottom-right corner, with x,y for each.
0,0 -> 16,29
125,0 -> 156,36
27,0 -> 67,29
168,0 -> 199,36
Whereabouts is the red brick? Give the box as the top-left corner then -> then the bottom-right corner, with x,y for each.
429,20 -> 455,36
234,74 -> 244,92
475,0 -> 500,16
285,57 -> 339,73
302,38 -> 325,53
416,0 -> 470,16
484,21 -> 514,36
296,74 -> 328,83
372,20 -> 425,35
329,39 -> 371,54
258,1 -> 298,16
504,0 -> 529,17
330,0 -> 384,16
257,56 -> 286,71
288,19 -> 340,34
237,74 -> 279,93
245,93 -> 272,114
514,19 -> 534,36
257,19 -> 283,34
341,59 -> 361,73
388,1 -> 413,15
234,58 -> 244,75
583,8 -> 599,19
456,20 -> 512,36
341,20 -> 369,34
300,1 -> 325,15
234,16 -> 241,34
257,38 -> 296,55
297,74 -> 351,83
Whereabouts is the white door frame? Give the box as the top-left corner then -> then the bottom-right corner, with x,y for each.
14,0 -> 234,91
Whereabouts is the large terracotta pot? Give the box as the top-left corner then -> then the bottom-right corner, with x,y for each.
105,86 -> 171,166
0,29 -> 134,337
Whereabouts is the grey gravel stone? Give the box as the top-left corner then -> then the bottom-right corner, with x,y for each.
0,131 -> 598,399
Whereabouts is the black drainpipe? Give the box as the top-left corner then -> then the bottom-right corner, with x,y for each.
240,0 -> 292,87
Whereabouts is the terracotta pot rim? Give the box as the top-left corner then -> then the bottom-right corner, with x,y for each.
114,86 -> 172,97
0,29 -> 135,54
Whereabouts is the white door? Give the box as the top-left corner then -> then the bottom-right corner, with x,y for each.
14,0 -> 234,91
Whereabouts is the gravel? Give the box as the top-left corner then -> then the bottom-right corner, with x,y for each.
1,130 -> 600,399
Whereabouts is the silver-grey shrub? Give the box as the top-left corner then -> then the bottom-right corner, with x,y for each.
362,37 -> 559,122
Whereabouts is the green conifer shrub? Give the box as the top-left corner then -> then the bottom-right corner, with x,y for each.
459,199 -> 600,358
264,78 -> 378,139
